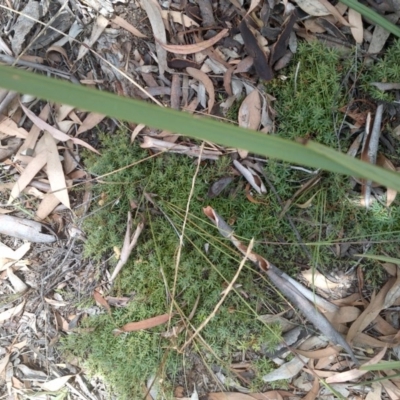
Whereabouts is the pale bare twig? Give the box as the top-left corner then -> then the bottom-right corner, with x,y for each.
167,142 -> 205,331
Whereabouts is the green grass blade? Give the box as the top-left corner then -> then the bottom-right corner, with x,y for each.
341,0 -> 400,37
360,360 -> 400,371
1,65 -> 400,191
354,254 -> 400,264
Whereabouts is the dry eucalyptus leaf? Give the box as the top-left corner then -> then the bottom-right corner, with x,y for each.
348,8 -> 363,44
293,0 -> 330,16
111,15 -> 147,38
186,67 -> 215,113
0,117 -> 29,139
141,0 -> 168,75
238,89 -> 262,130
159,29 -> 228,54
0,301 -> 25,323
76,15 -> 109,61
41,375 -> 74,392
7,268 -> 28,293
233,160 -> 266,194
118,313 -> 171,332
8,151 -> 47,204
262,356 -> 309,382
20,103 -> 100,154
44,132 -> 70,209
161,10 -> 199,27
76,112 -> 105,135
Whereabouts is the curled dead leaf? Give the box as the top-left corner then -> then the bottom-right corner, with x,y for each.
186,67 -> 215,113
119,313 -> 171,332
159,29 -> 228,54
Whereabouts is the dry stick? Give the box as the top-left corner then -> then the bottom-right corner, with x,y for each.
109,213 -> 144,282
365,104 -> 383,207
204,207 -> 359,365
266,265 -> 358,365
168,142 -> 205,331
0,4 -> 163,106
180,239 -> 254,352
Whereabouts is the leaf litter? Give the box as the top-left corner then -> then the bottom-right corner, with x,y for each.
1,0 -> 400,398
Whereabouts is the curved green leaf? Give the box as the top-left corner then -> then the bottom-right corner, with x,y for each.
0,66 -> 399,190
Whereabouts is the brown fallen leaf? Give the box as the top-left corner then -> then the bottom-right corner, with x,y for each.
142,0 -> 168,75
76,112 -> 105,135
36,192 -> 61,220
8,150 -> 47,203
159,29 -> 228,54
238,89 -> 262,131
93,289 -> 111,315
77,15 -> 108,61
301,376 -> 319,400
0,301 -> 25,322
326,347 -> 386,383
347,278 -> 395,344
270,12 -> 297,66
246,0 -> 262,16
0,117 -> 28,139
111,15 -> 147,38
7,267 -> 28,293
44,132 -> 70,209
295,345 -> 340,359
20,103 -> 100,154
161,10 -> 199,27
207,393 -> 258,399
348,8 -> 363,44
239,20 -> 273,81
41,375 -> 74,392
119,313 -> 171,332
294,0 -> 330,16
186,67 -> 215,113
317,0 -> 351,26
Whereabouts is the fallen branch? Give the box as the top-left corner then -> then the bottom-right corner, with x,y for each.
203,206 -> 359,365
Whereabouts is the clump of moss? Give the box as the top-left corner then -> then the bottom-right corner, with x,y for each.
360,38 -> 400,101
268,40 -> 346,148
63,41 -> 400,399
64,132 -> 285,399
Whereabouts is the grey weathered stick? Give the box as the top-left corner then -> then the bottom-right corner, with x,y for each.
109,212 -> 144,282
267,265 -> 359,365
0,215 -> 56,243
203,206 -> 359,365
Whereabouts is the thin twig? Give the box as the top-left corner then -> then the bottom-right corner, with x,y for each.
180,239 -> 254,352
168,142 -> 205,330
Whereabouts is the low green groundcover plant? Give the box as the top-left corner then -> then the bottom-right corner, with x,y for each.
61,41 -> 400,398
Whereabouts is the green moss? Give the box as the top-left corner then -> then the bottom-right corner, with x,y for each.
360,39 -> 400,101
268,41 -> 346,147
64,132 -> 285,399
62,40 -> 400,398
